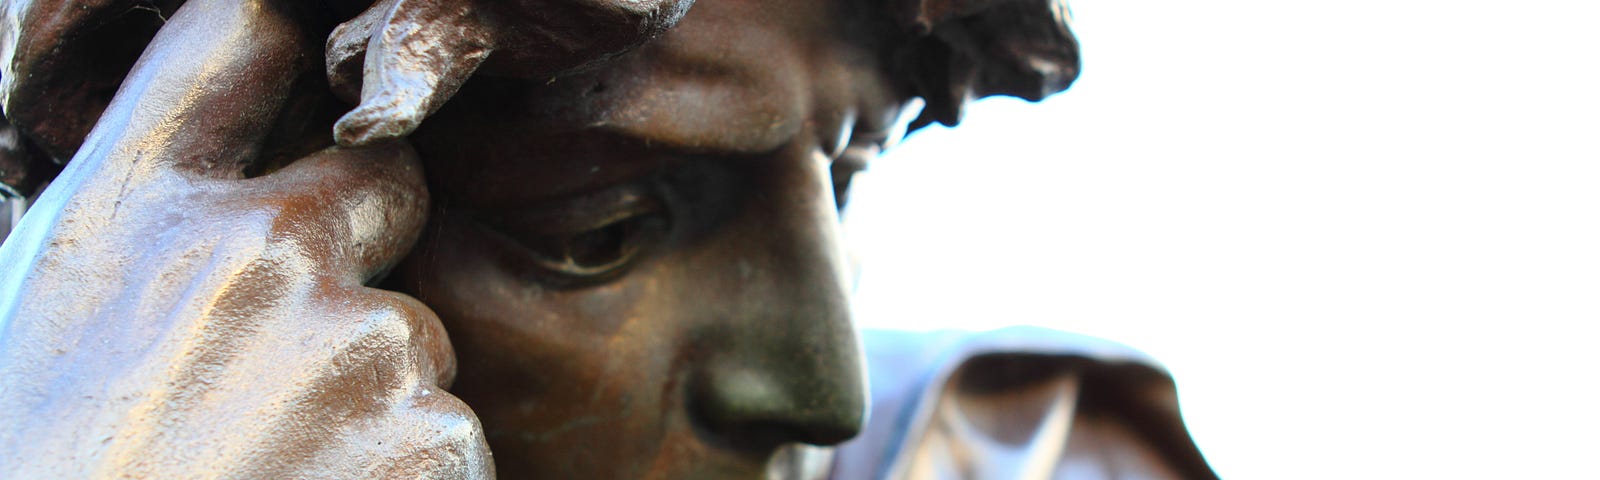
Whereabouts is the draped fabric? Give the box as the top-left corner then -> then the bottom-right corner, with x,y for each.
832,327 -> 1218,480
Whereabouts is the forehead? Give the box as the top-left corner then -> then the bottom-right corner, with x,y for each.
413,0 -> 903,205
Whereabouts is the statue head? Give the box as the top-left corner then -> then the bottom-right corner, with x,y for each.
0,0 -> 1078,477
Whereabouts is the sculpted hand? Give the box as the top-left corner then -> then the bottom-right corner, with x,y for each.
0,2 -> 491,478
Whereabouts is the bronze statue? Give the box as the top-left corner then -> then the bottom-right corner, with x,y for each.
0,0 -> 1126,478
834,327 -> 1219,479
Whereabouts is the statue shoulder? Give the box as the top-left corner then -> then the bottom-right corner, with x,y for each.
833,327 -> 1219,479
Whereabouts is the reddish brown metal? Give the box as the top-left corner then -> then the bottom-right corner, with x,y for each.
0,0 -> 1081,477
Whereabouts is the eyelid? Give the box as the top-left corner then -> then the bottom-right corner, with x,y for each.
474,184 -> 664,237
464,182 -> 670,287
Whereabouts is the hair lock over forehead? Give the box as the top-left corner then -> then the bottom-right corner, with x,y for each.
0,0 -> 1079,196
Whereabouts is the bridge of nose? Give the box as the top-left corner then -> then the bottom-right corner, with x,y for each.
672,149 -> 868,447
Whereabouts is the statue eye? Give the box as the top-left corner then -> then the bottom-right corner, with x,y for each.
469,185 -> 667,286
518,212 -> 663,279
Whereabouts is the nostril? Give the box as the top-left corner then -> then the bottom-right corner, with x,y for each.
741,421 -> 857,450
689,399 -> 783,454
688,366 -> 866,453
789,417 -> 863,447
690,404 -> 863,454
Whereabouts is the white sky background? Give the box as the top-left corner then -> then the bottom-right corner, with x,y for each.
844,1 -> 1600,478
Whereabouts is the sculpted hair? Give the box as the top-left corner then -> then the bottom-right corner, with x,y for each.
0,0 -> 1078,198
886,0 -> 1081,132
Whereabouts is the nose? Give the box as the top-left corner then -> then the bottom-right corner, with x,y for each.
688,299 -> 867,449
684,152 -> 868,451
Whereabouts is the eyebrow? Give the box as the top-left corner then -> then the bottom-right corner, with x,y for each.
423,131 -> 651,209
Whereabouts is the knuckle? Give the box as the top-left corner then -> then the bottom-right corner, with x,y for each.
386,392 -> 494,479
230,142 -> 428,275
318,289 -> 455,390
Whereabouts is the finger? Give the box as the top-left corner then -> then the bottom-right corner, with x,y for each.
333,291 -> 493,478
363,390 -> 495,480
287,387 -> 494,479
344,286 -> 457,388
253,284 -> 458,401
219,283 -> 460,420
152,283 -> 480,477
0,0 -> 162,160
77,1 -> 312,181
244,141 -> 430,281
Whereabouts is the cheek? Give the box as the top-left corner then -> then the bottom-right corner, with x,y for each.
396,215 -> 701,471
411,214 -> 658,340
394,212 -> 694,411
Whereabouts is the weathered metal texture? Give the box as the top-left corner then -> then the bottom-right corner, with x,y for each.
0,0 -> 1083,478
0,2 -> 491,478
324,0 -> 697,146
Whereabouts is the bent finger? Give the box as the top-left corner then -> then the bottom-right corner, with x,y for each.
73,1 -> 313,183
243,141 -> 430,281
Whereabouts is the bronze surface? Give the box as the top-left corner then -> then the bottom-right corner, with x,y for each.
0,0 -> 1080,477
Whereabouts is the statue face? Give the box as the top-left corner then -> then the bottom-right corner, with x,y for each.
395,0 -> 904,477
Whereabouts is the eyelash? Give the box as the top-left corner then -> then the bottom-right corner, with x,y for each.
469,155 -> 857,284
519,213 -> 664,280
469,185 -> 668,287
